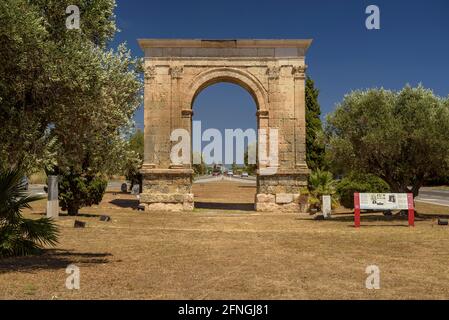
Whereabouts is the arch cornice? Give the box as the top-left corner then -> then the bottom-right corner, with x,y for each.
186,67 -> 268,112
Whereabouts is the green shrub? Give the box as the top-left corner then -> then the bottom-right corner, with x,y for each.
59,172 -> 107,215
336,172 -> 390,208
0,169 -> 58,258
307,169 -> 339,210
426,175 -> 449,186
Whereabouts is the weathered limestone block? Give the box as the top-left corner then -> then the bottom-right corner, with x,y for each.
140,168 -> 194,211
145,203 -> 184,212
255,171 -> 308,212
140,193 -> 194,204
276,193 -> 294,204
255,193 -> 275,203
255,202 -> 301,212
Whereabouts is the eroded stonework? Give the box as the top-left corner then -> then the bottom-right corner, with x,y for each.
138,39 -> 312,212
140,169 -> 194,211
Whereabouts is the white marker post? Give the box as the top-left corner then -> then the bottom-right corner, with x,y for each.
46,175 -> 59,219
322,195 -> 332,219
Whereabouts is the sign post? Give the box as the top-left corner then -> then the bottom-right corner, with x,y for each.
354,193 -> 414,228
354,193 -> 361,228
322,195 -> 332,219
46,175 -> 59,219
407,193 -> 414,227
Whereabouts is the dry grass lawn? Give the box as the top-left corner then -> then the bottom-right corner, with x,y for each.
1,181 -> 449,300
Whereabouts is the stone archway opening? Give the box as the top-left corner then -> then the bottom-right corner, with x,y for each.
138,39 -> 312,212
191,81 -> 258,210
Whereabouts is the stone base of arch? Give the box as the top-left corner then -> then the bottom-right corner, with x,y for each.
255,170 -> 309,212
139,168 -> 309,213
140,168 -> 194,212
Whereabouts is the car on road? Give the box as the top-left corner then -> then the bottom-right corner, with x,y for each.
227,170 -> 234,177
241,172 -> 249,178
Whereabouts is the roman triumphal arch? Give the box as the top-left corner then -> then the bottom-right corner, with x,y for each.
138,39 -> 312,212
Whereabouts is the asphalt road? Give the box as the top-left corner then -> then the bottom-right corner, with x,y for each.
27,181 -> 449,207
27,181 -> 128,197
28,184 -> 47,196
416,188 -> 449,207
194,175 -> 256,184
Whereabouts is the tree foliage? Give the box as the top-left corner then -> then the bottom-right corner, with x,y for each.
192,152 -> 207,176
336,172 -> 390,209
125,129 -> 144,189
59,172 -> 107,216
326,85 -> 449,197
0,0 -> 55,172
129,129 -> 144,160
1,0 -> 143,214
305,77 -> 326,171
48,42 -> 142,175
0,0 -> 142,177
244,143 -> 257,175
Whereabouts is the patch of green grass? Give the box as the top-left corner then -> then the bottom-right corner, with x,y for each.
23,283 -> 37,296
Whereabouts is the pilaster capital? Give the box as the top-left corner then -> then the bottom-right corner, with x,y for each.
292,65 -> 307,79
144,66 -> 157,83
170,66 -> 184,79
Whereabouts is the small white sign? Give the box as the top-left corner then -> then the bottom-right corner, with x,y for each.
322,195 -> 332,218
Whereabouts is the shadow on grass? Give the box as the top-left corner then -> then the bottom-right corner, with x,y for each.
109,199 -> 139,209
415,212 -> 449,220
0,249 -> 112,274
30,212 -> 102,218
329,211 -> 440,223
296,211 -> 442,227
106,190 -> 132,196
330,214 -> 412,223
59,213 -> 102,218
195,202 -> 255,211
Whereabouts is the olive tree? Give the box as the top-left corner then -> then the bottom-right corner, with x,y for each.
326,85 -> 449,197
0,0 -> 143,215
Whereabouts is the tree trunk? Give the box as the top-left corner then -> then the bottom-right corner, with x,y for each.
411,182 -> 422,198
67,202 -> 79,216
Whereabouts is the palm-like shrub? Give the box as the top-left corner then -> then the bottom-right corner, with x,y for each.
0,169 -> 58,258
309,169 -> 336,196
307,169 -> 338,210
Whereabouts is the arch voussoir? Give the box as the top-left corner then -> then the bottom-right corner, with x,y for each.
186,67 -> 268,113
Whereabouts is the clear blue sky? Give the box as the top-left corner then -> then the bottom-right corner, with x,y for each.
111,0 -> 449,132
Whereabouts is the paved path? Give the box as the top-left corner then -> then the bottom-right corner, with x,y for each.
416,188 -> 449,207
27,181 -> 128,197
194,175 -> 256,184
27,180 -> 449,207
28,184 -> 46,197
